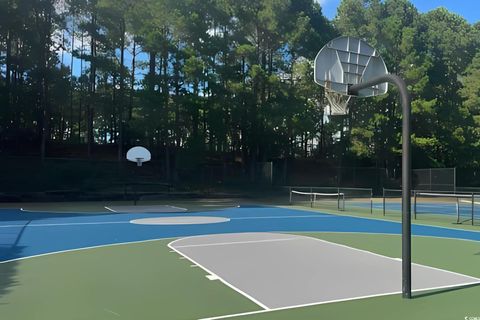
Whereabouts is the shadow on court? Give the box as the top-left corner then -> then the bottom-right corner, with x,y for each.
0,221 -> 31,299
0,209 -> 113,223
413,282 -> 480,299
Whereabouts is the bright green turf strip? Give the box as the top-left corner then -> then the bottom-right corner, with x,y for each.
237,233 -> 480,320
0,239 -> 258,320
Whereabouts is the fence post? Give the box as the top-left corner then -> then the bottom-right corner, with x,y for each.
382,188 -> 386,216
472,193 -> 474,226
413,191 -> 417,220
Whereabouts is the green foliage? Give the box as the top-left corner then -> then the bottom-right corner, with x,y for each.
0,0 -> 479,179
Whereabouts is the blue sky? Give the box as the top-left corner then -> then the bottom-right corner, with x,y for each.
319,0 -> 480,23
63,1 -> 479,78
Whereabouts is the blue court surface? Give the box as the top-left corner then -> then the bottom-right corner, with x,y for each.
1,205 -> 479,263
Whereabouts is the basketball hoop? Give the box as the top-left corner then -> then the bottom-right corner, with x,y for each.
314,36 -> 389,117
324,81 -> 351,116
126,146 -> 151,166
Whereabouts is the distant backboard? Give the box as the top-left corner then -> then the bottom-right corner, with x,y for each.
126,146 -> 151,166
314,36 -> 388,97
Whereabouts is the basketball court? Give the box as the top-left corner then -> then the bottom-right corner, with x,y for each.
170,232 -> 480,310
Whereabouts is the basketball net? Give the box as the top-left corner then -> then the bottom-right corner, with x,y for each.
324,81 -> 351,116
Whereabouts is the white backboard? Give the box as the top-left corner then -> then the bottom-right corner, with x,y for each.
314,36 -> 389,97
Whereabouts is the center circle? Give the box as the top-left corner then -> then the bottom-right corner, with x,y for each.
130,216 -> 230,225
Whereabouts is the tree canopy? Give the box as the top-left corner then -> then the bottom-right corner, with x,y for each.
0,0 -> 479,182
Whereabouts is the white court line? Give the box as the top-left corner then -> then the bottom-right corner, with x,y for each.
1,227 -> 479,271
168,237 -> 271,311
0,214 -> 332,229
173,237 -> 299,249
166,205 -> 188,211
0,221 -> 129,228
104,206 -> 117,213
104,308 -> 121,317
283,230 -> 480,244
199,281 -> 480,320
307,236 -> 480,282
0,237 -> 177,264
19,208 -> 110,214
230,215 -> 333,220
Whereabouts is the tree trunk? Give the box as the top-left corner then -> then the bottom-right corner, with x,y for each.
87,13 -> 97,158
69,19 -> 75,141
5,30 -> 11,114
39,11 -> 52,161
148,51 -> 156,92
128,39 -> 136,121
117,18 -> 126,162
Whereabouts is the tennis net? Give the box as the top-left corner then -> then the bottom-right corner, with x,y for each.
289,188 -> 345,211
414,191 -> 475,225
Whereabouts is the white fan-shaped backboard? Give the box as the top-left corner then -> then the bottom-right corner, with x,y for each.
126,146 -> 151,165
314,36 -> 388,97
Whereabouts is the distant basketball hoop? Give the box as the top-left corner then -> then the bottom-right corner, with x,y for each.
126,146 -> 151,167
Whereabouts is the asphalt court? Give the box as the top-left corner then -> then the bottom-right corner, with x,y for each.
170,232 -> 480,309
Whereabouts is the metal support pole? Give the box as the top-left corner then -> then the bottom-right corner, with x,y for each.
371,190 -> 373,214
414,191 -> 417,220
350,73 -> 411,299
337,189 -> 340,210
289,187 -> 292,205
454,168 -> 457,192
472,193 -> 474,226
383,188 -> 386,216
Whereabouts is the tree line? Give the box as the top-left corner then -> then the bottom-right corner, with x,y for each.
0,0 -> 479,181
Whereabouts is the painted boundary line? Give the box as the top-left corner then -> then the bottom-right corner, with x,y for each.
230,215 -> 333,220
193,233 -> 480,320
284,230 -> 480,244
173,237 -> 299,249
2,229 -> 479,265
168,237 -> 271,310
0,237 -> 176,264
198,281 -> 480,320
307,235 -> 480,282
0,214 -> 334,229
166,205 -> 188,211
20,208 -> 110,214
0,221 -> 129,228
